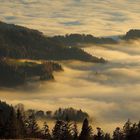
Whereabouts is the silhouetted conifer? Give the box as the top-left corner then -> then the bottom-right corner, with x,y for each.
52,120 -> 64,140
61,121 -> 73,140
72,122 -> 78,140
113,127 -> 124,140
4,107 -> 17,138
25,114 -> 40,138
94,127 -> 104,140
79,118 -> 93,140
42,122 -> 51,140
104,133 -> 111,140
16,109 -> 26,138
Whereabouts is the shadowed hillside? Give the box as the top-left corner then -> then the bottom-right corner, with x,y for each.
48,34 -> 117,47
0,58 -> 62,87
25,107 -> 89,122
0,21 -> 105,63
1,101 -> 140,139
123,29 -> 140,40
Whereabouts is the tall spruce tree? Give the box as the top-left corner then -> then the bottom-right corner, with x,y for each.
52,120 -> 64,140
0,109 -> 4,138
79,118 -> 93,140
16,109 -> 26,138
61,121 -> 73,140
25,114 -> 40,138
4,107 -> 18,139
95,127 -> 104,140
72,122 -> 78,140
42,122 -> 51,140
104,133 -> 111,140
113,127 -> 123,140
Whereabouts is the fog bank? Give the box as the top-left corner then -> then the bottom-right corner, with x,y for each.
0,41 -> 140,132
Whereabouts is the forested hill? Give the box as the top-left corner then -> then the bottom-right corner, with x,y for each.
48,34 -> 117,47
1,101 -> 140,139
123,29 -> 140,40
0,21 -> 105,63
0,59 -> 63,87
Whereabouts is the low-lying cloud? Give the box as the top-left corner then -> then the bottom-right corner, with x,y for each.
0,41 -> 140,132
0,0 -> 140,131
0,0 -> 140,36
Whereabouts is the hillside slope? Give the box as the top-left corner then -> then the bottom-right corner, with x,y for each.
123,29 -> 140,40
0,21 -> 105,63
48,34 -> 117,47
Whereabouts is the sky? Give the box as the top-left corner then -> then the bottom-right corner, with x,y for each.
0,0 -> 140,36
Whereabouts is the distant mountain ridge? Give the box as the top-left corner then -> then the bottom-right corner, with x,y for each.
48,30 -> 140,47
48,34 -> 117,47
0,21 -> 105,63
123,29 -> 140,40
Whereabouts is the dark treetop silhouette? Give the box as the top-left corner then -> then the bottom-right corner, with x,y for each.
0,21 -> 105,63
0,101 -> 140,140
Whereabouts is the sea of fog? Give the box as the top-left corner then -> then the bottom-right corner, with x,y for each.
1,0 -> 140,36
0,41 -> 140,132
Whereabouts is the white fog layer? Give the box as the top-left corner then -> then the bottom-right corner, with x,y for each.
0,0 -> 140,132
0,0 -> 140,36
0,41 -> 140,132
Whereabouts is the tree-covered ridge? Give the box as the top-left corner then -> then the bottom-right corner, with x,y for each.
0,101 -> 140,140
0,58 -> 62,87
0,21 -> 105,63
123,29 -> 140,40
25,107 -> 89,122
48,34 -> 117,47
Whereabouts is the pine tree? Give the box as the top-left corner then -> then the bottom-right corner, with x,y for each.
137,121 -> 140,139
52,120 -> 64,140
25,114 -> 40,138
72,122 -> 78,140
123,120 -> 131,140
0,109 -> 4,138
52,119 -> 73,140
104,133 -> 111,140
42,122 -> 51,140
16,109 -> 26,138
79,118 -> 93,140
113,127 -> 123,140
61,121 -> 73,140
96,127 -> 104,140
4,107 -> 18,139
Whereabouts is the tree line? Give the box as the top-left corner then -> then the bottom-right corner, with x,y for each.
0,21 -> 105,63
0,101 -> 140,140
26,107 -> 89,122
0,58 -> 62,87
48,34 -> 117,47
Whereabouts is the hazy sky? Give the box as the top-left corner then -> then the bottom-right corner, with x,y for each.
0,0 -> 140,36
